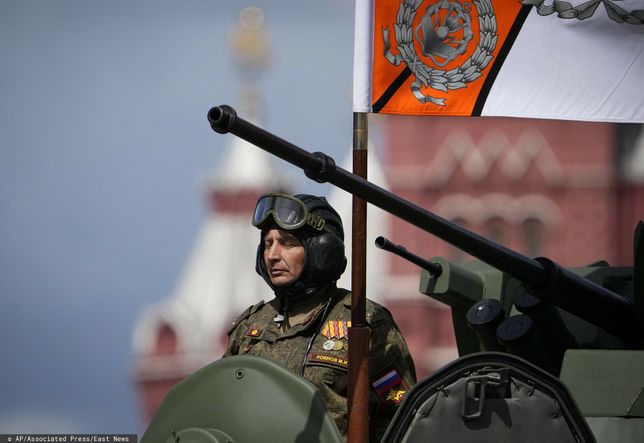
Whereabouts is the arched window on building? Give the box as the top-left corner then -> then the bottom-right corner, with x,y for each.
523,218 -> 543,258
154,322 -> 178,356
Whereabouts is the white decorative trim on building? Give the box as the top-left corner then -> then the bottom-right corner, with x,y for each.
622,127 -> 644,182
388,128 -> 577,188
432,193 -> 562,226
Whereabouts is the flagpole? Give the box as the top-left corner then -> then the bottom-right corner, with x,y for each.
347,0 -> 373,437
348,111 -> 369,442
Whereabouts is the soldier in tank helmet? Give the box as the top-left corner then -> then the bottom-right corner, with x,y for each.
223,192 -> 416,441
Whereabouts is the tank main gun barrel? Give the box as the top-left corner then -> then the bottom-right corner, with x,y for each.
375,236 -> 442,277
207,104 -> 641,341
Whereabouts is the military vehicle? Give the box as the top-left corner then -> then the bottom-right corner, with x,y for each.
140,105 -> 643,442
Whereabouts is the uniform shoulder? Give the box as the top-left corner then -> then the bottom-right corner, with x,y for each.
226,300 -> 266,335
366,298 -> 395,325
337,289 -> 394,325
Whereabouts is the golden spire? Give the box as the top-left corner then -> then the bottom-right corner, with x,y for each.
230,6 -> 271,74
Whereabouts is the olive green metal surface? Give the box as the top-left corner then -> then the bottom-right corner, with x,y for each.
141,355 -> 342,443
560,349 -> 644,417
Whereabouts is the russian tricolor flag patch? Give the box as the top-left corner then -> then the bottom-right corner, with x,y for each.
371,369 -> 408,405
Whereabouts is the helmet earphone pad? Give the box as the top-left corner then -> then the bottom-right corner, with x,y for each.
305,232 -> 347,284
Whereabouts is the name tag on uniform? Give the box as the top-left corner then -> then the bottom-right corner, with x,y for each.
308,353 -> 349,370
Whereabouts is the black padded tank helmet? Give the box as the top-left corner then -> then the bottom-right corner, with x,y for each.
253,193 -> 347,300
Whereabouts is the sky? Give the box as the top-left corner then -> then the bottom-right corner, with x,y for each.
0,0 -> 356,435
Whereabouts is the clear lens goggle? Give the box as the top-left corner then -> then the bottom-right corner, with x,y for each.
253,193 -> 326,231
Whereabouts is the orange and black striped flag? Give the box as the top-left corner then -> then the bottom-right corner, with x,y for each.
353,0 -> 644,122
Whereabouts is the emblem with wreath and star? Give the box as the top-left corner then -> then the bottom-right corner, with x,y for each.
381,0 -> 643,108
382,0 -> 497,106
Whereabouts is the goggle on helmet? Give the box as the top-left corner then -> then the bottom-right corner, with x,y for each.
253,193 -> 333,234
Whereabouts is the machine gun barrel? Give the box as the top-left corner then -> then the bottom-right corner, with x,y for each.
207,104 -> 641,341
375,236 -> 442,277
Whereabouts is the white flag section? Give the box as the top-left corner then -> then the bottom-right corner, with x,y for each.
484,3 -> 644,122
353,0 -> 644,123
353,0 -> 374,114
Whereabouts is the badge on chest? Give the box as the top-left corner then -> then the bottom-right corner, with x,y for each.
321,320 -> 351,339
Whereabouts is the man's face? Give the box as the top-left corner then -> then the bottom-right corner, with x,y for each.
263,228 -> 306,286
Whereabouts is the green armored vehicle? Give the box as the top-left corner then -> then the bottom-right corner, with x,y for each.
141,106 -> 643,442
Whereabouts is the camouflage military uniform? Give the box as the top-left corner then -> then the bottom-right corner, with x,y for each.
224,286 -> 417,442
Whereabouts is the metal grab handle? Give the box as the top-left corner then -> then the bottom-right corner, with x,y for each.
461,374 -> 502,420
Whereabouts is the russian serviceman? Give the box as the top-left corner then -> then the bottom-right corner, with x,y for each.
224,193 -> 416,441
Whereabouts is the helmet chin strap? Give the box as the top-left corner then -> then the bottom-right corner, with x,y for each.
272,281 -> 334,329
273,279 -> 327,307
